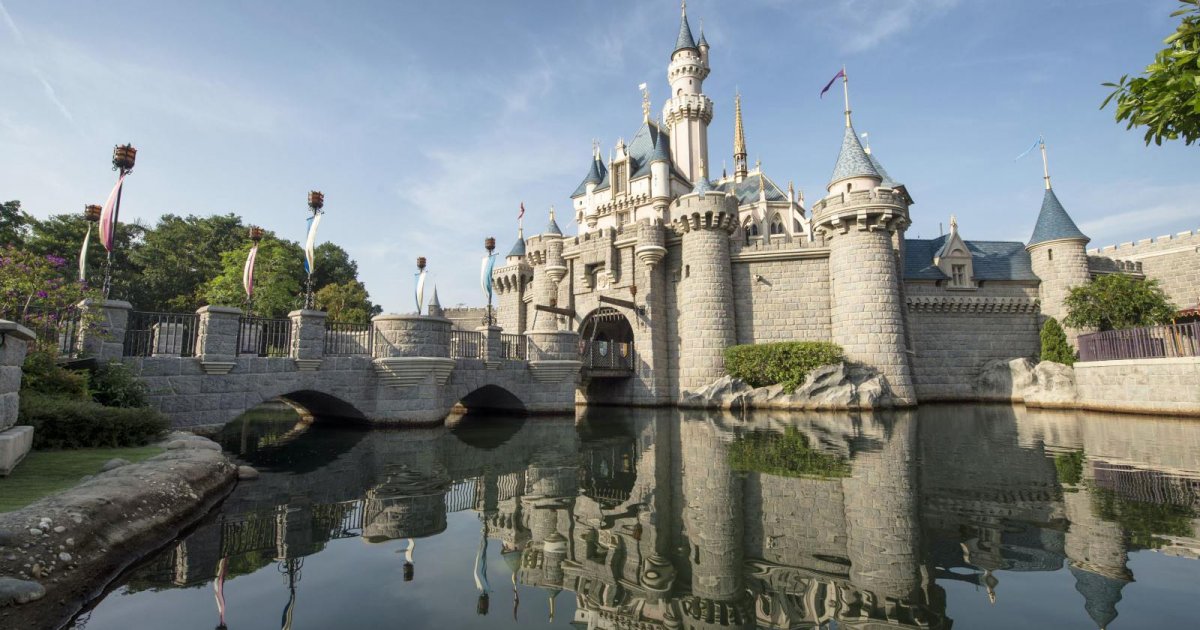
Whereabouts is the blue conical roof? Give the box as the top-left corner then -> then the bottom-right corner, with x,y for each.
1028,188 -> 1088,247
674,11 -> 697,54
545,213 -> 562,236
1070,566 -> 1128,630
830,124 -> 880,185
649,126 -> 671,162
691,177 -> 715,194
867,152 -> 898,188
507,230 -> 526,257
571,154 -> 608,198
697,27 -> 708,48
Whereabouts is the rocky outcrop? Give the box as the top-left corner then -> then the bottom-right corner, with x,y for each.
0,433 -> 237,630
973,358 -> 1077,406
680,362 -> 893,410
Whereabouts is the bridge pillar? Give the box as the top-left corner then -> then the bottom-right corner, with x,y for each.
78,298 -> 132,361
477,325 -> 502,369
0,320 -> 36,476
195,305 -> 242,375
371,314 -> 455,388
526,330 -> 582,384
288,309 -> 327,371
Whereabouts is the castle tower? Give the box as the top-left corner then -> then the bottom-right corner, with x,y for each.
493,230 -> 532,332
732,93 -> 747,182
671,173 -> 738,393
811,96 -> 916,404
531,209 -> 567,331
662,2 -> 712,184
1025,140 -> 1090,342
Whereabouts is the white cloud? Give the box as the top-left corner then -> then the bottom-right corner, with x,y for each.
1075,181 -> 1200,248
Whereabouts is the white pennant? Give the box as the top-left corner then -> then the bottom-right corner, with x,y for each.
304,213 -> 322,276
415,269 -> 427,315
242,244 -> 258,298
78,223 -> 91,282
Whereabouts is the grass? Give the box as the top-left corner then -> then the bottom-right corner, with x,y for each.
0,446 -> 164,513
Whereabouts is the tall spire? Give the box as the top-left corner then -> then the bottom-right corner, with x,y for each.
1040,136 -> 1052,190
674,0 -> 696,54
733,92 -> 748,181
842,65 -> 852,127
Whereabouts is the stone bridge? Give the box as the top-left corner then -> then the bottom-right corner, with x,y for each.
79,300 -> 583,429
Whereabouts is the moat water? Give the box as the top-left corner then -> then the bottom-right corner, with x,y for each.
67,404 -> 1200,629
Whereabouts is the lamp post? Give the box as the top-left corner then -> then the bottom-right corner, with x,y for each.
304,191 -> 324,309
102,144 -> 137,299
484,237 -> 496,326
246,226 -> 263,317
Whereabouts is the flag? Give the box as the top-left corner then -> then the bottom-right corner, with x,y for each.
480,253 -> 496,301
98,174 -> 125,252
518,202 -> 525,220
819,68 -> 845,98
78,223 -> 91,282
1014,136 -> 1042,161
303,213 -> 322,275
242,243 -> 258,298
415,269 -> 427,314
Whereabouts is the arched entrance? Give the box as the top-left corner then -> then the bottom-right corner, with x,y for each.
578,307 -> 635,374
453,384 -> 527,416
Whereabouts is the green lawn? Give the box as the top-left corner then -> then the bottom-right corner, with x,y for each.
0,446 -> 164,513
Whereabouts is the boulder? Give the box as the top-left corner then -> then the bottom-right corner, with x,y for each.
237,466 -> 259,480
100,458 -> 130,473
1025,361 -> 1078,407
974,358 -> 1037,401
0,577 -> 45,607
686,362 -> 892,410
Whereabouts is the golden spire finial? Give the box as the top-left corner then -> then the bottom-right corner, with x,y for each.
733,91 -> 747,180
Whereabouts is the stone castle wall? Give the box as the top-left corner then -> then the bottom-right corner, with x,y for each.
730,252 -> 832,344
905,282 -> 1041,400
1088,228 -> 1200,308
1029,240 -> 1091,333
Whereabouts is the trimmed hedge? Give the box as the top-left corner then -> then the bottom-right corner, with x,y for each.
723,341 -> 843,391
18,393 -> 169,449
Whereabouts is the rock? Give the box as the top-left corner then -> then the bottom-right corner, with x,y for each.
27,529 -> 40,537
165,439 -> 221,451
0,530 -> 16,547
975,358 -> 1037,401
0,576 -> 45,606
794,363 -> 856,406
100,458 -> 131,473
680,375 -> 752,407
52,526 -> 65,534
237,466 -> 259,480
1025,361 -> 1078,406
57,552 -> 71,563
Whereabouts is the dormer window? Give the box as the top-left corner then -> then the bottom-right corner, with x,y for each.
614,160 -> 628,196
769,214 -> 785,236
951,264 -> 966,287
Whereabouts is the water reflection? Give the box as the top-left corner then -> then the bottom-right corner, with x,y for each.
70,404 -> 1200,629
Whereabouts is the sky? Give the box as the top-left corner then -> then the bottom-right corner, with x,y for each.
0,0 -> 1196,311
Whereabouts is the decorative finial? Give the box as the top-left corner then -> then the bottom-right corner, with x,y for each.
733,91 -> 747,180
949,214 -> 958,234
639,82 -> 650,122
842,65 -> 851,127
549,205 -> 555,220
861,131 -> 871,154
681,0 -> 686,16
1039,136 -> 1052,190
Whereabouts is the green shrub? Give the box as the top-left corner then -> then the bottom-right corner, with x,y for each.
19,392 -> 168,449
1054,449 -> 1085,485
724,341 -> 843,391
728,427 -> 851,479
89,360 -> 148,408
1063,273 -> 1175,331
1040,317 -> 1075,366
20,349 -> 88,399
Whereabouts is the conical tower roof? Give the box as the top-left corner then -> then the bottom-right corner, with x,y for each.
1028,188 -> 1088,247
674,6 -> 697,53
507,228 -> 526,257
830,123 -> 880,185
1070,565 -> 1128,630
544,208 -> 562,236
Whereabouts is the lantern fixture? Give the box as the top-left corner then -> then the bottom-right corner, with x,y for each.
84,204 -> 102,223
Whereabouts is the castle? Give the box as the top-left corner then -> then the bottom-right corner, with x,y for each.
491,5 -> 1200,407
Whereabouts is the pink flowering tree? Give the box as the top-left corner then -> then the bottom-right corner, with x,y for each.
0,245 -> 100,353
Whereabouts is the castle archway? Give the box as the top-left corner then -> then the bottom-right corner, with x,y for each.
454,384 -> 527,415
579,307 -> 635,370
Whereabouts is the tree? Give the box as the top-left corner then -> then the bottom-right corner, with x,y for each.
205,237 -> 304,319
1063,274 -> 1176,331
1040,317 -> 1075,366
0,246 -> 101,353
1101,0 -> 1200,145
0,200 -> 29,246
24,213 -> 147,305
315,280 -> 376,323
311,242 -> 359,291
128,213 -> 246,312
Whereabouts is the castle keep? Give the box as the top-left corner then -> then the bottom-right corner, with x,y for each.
491,5 -> 1200,407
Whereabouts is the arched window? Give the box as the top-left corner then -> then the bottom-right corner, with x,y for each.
769,214 -> 785,236
793,218 -> 804,234
846,183 -> 852,193
742,217 -> 759,244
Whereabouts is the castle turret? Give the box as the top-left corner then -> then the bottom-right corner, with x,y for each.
1025,140 -> 1090,342
671,166 -> 738,393
732,93 -> 747,182
649,126 -> 672,218
812,110 -> 916,404
663,2 -> 712,184
493,230 -> 532,333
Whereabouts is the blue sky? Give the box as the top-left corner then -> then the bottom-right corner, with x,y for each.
1,0 -> 1195,311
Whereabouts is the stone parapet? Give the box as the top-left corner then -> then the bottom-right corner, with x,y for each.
288,309 -> 327,371
0,320 -> 36,476
811,188 -> 910,239
78,299 -> 132,361
195,305 -> 242,374
478,325 -> 503,368
372,314 -> 451,358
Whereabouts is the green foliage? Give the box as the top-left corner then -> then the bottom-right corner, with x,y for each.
128,213 -> 246,312
728,427 -> 851,479
18,392 -> 169,449
205,237 -> 304,318
316,279 -> 376,323
1063,274 -> 1176,331
311,242 -> 360,291
20,349 -> 89,399
1102,1 -> 1200,145
0,445 -> 163,513
1092,487 -> 1195,549
1054,449 -> 1085,485
1040,317 -> 1076,366
724,341 -> 843,391
0,200 -> 29,246
89,361 -> 149,408
0,246 -> 102,354
23,213 -> 147,305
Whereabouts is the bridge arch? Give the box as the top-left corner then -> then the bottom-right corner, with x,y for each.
453,384 -> 527,415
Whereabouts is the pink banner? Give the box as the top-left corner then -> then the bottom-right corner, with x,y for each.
98,174 -> 125,252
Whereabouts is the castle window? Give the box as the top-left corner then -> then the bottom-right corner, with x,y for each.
1048,249 -> 1053,261
769,214 -> 785,236
951,264 -> 966,287
614,161 -> 627,195
846,183 -> 852,193
794,218 -> 804,233
742,217 -> 759,244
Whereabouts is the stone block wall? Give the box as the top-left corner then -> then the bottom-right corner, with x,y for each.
676,222 -> 737,393
1089,228 -> 1200,308
372,315 -> 451,358
1029,240 -> 1091,340
742,474 -> 848,574
1073,357 -> 1200,416
0,321 -> 36,475
730,256 -> 832,344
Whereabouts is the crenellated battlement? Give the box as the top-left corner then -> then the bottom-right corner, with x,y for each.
1087,228 -> 1200,259
811,188 -> 910,238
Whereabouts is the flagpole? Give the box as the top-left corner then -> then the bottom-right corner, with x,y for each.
842,65 -> 851,127
1039,136 -> 1051,190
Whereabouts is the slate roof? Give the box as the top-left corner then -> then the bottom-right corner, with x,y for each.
716,172 -> 788,204
1070,565 -> 1128,630
1028,188 -> 1088,246
571,155 -> 608,198
507,232 -> 526,257
905,235 -> 1037,281
674,12 -> 697,53
697,28 -> 708,48
572,123 -> 687,198
830,123 -> 880,184
544,214 -> 562,236
868,152 -> 898,188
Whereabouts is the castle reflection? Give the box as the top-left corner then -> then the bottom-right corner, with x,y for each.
106,405 -> 1200,630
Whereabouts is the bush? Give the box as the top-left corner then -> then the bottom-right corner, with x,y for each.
89,361 -> 148,408
20,349 -> 88,399
728,427 -> 851,479
1063,273 -> 1175,331
19,392 -> 168,449
1040,317 -> 1075,366
724,341 -> 843,391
